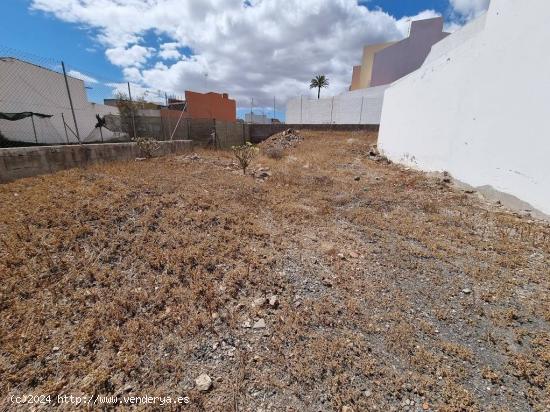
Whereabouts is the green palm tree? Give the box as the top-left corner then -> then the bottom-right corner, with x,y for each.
310,75 -> 329,99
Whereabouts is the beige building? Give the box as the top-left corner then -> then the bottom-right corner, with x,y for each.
349,17 -> 448,91
350,42 -> 396,90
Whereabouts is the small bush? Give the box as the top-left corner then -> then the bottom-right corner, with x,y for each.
133,137 -> 160,158
232,142 -> 259,175
265,146 -> 284,160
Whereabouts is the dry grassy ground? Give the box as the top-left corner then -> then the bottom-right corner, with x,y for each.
1,131 -> 549,411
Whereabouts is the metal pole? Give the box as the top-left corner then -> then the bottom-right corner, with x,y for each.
300,95 -> 303,124
165,92 -> 173,140
330,97 -> 334,125
127,82 -> 137,139
250,98 -> 253,124
61,61 -> 81,143
61,113 -> 69,144
30,114 -> 38,144
273,96 -> 276,122
359,97 -> 364,124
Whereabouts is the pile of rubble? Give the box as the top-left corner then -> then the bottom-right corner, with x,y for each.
260,128 -> 303,151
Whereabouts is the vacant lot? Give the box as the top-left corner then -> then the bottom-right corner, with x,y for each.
1,131 -> 549,411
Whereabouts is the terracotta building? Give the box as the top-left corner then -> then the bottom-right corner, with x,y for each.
183,91 -> 236,122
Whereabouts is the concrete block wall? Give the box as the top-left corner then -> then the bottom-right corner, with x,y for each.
0,140 -> 193,183
286,85 -> 389,125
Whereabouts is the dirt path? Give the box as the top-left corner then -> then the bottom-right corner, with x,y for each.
1,131 -> 548,411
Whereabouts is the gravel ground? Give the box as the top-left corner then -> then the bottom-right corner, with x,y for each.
1,131 -> 549,411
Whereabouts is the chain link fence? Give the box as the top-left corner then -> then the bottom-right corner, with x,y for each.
0,45 -> 249,148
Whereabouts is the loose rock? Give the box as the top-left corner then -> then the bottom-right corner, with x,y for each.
268,295 -> 279,308
195,374 -> 212,392
253,319 -> 266,329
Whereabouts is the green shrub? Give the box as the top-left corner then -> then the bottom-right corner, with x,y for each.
232,142 -> 259,175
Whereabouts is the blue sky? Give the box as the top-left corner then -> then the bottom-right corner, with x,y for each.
1,0 -> 484,120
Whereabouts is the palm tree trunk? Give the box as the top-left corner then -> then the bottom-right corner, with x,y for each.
318,86 -> 321,99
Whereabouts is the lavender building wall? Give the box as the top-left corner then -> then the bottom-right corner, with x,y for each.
370,17 -> 449,87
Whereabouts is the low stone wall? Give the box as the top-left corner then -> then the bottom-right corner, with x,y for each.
0,140 -> 193,183
249,124 -> 379,143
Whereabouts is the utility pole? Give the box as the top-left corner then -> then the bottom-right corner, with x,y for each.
273,96 -> 276,122
127,82 -> 137,139
61,61 -> 81,143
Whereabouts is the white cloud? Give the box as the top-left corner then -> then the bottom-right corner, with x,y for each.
105,45 -> 154,67
159,42 -> 182,60
122,67 -> 142,83
450,0 -> 490,21
30,0 -> 446,106
67,69 -> 98,84
105,82 -> 166,104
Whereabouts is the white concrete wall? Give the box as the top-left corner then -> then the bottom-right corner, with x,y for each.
379,0 -> 550,215
0,58 -> 119,144
285,85 -> 389,125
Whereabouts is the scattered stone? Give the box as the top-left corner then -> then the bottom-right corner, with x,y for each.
337,253 -> 345,260
253,297 -> 267,307
422,402 -> 430,410
195,373 -> 212,392
135,157 -> 147,162
368,145 -> 380,157
52,346 -> 60,352
242,320 -> 252,328
349,251 -> 359,259
462,288 -> 472,294
268,295 -> 279,308
322,278 -> 333,287
185,153 -> 201,161
354,176 -> 361,181
253,319 -> 266,329
342,406 -> 354,412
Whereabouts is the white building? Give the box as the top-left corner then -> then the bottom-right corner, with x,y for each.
379,0 -> 550,216
0,58 -> 118,144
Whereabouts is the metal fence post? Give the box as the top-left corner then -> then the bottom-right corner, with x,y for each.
330,97 -> 334,125
61,61 -> 81,143
127,82 -> 137,139
61,113 -> 69,144
30,114 -> 38,144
